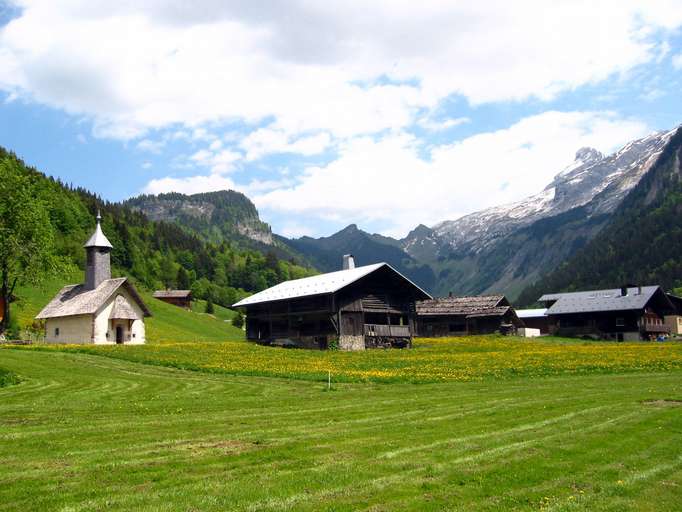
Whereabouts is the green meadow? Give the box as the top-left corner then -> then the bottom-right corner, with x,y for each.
2,283 -> 682,510
1,349 -> 682,511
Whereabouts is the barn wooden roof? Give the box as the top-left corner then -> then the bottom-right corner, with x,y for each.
153,290 -> 192,299
36,278 -> 151,319
416,295 -> 506,316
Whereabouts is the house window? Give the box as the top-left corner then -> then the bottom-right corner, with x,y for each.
616,318 -> 625,327
132,333 -> 136,338
54,327 -> 60,337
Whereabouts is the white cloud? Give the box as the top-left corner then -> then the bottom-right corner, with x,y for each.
673,53 -> 682,69
136,138 -> 165,153
189,148 -> 241,174
0,1 -> 679,141
255,111 -> 649,237
417,116 -> 470,132
240,128 -> 332,161
143,173 -> 237,196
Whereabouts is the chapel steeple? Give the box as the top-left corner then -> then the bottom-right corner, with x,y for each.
83,211 -> 113,290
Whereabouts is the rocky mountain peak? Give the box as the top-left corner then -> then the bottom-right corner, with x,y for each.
574,147 -> 603,164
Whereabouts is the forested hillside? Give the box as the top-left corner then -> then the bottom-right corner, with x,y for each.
518,127 -> 682,305
0,147 -> 314,313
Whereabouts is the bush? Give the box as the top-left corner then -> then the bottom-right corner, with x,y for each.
205,298 -> 215,315
232,310 -> 244,329
5,315 -> 21,340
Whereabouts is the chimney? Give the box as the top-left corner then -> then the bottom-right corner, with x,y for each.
620,285 -> 628,297
448,291 -> 453,298
342,254 -> 355,270
638,285 -> 642,295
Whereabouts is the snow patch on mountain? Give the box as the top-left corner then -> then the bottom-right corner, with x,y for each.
406,127 -> 678,257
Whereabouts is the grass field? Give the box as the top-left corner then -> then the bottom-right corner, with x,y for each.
1,349 -> 682,511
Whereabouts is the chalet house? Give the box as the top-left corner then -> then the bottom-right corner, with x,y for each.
539,285 -> 676,341
232,255 -> 431,350
415,295 -> 523,337
153,290 -> 192,309
516,308 -> 550,334
36,213 -> 151,344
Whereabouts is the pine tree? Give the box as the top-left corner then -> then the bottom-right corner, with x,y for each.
176,266 -> 191,290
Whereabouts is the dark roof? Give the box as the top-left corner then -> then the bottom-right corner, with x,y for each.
36,278 -> 151,319
667,294 -> 682,314
416,295 -> 506,316
540,286 -> 671,315
153,290 -> 192,299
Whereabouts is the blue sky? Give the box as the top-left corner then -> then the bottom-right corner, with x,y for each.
1,1 -> 682,238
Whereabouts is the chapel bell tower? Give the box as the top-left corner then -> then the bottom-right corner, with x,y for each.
83,211 -> 113,290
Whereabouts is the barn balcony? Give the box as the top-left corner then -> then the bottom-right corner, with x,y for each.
364,324 -> 411,338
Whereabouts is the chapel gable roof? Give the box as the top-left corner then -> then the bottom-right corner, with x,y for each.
36,278 -> 151,319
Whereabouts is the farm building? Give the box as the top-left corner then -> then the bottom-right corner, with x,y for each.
232,255 -> 431,350
516,308 -> 550,334
415,295 -> 523,337
153,289 -> 192,309
538,285 -> 676,341
36,213 -> 151,344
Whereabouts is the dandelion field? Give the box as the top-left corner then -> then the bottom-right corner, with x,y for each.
22,335 -> 682,383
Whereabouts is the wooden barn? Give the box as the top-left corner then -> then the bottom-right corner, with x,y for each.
416,295 -> 523,337
539,285 -> 676,341
232,255 -> 431,350
153,290 -> 192,310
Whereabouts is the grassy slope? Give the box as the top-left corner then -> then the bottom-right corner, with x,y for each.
1,350 -> 682,511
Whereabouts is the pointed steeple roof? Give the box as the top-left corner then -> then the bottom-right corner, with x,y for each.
83,211 -> 113,249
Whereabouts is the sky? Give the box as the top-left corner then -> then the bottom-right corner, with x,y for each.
1,1 -> 682,239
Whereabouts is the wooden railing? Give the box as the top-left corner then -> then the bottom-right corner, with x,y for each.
364,324 -> 411,337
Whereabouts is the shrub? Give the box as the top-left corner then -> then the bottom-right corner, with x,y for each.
205,298 -> 215,315
232,311 -> 244,329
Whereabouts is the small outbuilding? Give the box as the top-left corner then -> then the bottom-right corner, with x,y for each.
516,308 -> 550,334
36,213 -> 151,344
153,290 -> 192,310
416,295 -> 523,337
233,255 -> 431,350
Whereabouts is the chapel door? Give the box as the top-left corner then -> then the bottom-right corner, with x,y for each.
116,325 -> 124,344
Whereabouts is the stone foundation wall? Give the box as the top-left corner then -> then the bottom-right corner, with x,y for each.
339,335 -> 365,351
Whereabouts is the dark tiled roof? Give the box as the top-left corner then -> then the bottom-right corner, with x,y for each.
541,286 -> 662,315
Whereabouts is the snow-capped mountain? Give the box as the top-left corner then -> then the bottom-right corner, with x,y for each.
401,126 -> 679,298
426,128 -> 675,254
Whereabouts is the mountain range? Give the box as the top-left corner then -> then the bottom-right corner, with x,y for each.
126,125 -> 682,302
